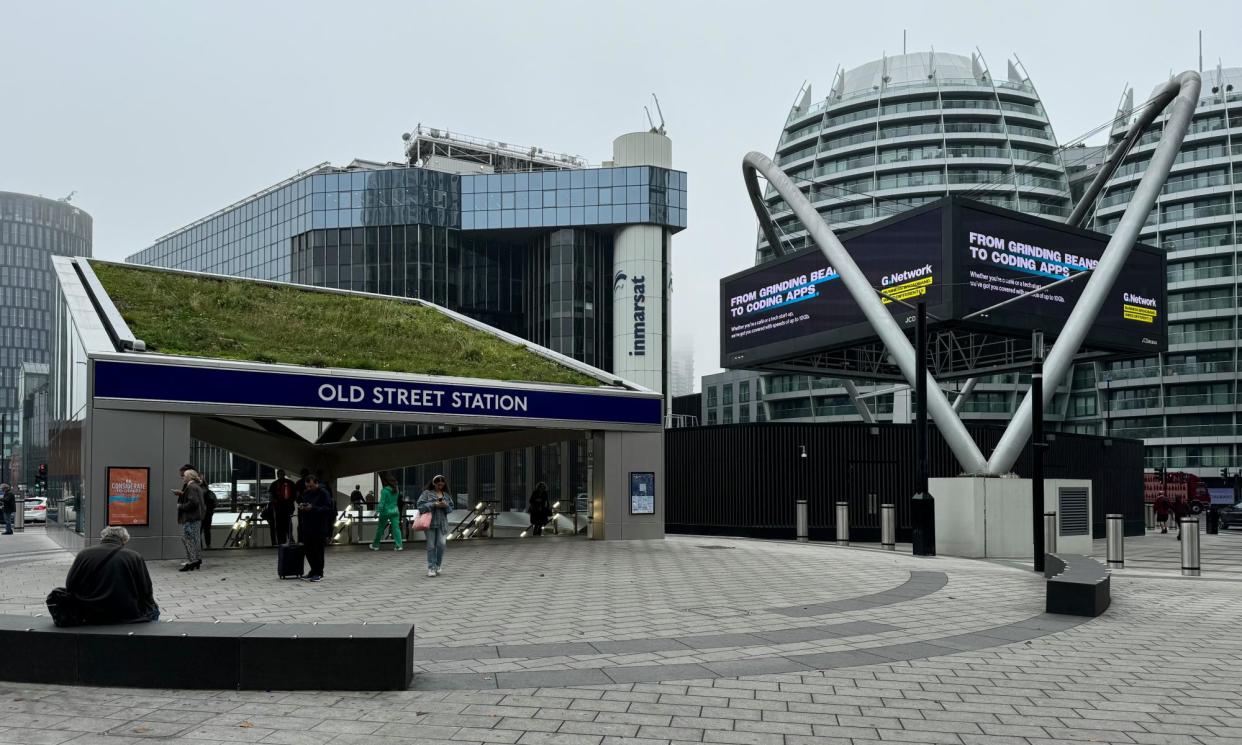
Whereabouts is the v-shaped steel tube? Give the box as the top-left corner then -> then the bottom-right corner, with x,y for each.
986,71 -> 1201,475
743,152 -> 990,474
741,69 -> 1200,476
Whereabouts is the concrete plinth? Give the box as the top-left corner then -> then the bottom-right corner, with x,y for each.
929,476 -> 1093,559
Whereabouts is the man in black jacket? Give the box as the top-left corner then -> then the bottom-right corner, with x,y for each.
0,484 -> 14,535
297,475 -> 335,582
65,526 -> 159,623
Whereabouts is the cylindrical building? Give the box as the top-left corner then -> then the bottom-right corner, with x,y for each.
0,192 -> 92,485
705,51 -> 1074,428
1067,67 -> 1242,476
612,132 -> 674,397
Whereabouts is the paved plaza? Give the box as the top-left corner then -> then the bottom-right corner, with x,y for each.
0,528 -> 1238,744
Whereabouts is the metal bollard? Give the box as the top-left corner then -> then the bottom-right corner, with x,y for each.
13,502 -> 23,532
796,499 -> 808,542
835,501 -> 849,545
880,503 -> 896,551
1144,502 -> 1155,530
1105,513 -> 1124,569
1043,512 -> 1057,557
1180,517 -> 1200,576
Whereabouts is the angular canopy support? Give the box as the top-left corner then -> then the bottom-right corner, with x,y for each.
743,152 -> 990,474
986,71 -> 1200,475
741,70 -> 1201,476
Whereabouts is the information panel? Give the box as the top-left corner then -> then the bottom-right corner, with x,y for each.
722,209 -> 946,367
958,205 -> 1165,352
107,466 -> 149,527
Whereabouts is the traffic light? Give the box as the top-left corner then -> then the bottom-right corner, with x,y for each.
36,463 -> 47,481
1222,467 -> 1230,479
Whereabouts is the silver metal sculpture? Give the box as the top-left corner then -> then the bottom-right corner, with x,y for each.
742,71 -> 1201,475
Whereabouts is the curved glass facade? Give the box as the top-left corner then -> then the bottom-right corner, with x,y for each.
759,51 -> 1071,264
1065,67 -> 1242,474
745,52 -> 1073,426
0,192 -> 91,486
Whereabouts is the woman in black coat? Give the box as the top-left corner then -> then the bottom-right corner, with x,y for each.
528,482 -> 552,536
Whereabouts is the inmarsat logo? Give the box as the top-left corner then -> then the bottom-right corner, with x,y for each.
613,270 -> 628,292
630,275 -> 646,357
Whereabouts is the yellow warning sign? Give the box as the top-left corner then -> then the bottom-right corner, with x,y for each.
881,276 -> 933,305
1123,304 -> 1158,323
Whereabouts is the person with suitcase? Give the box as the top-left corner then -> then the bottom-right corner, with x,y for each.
297,475 -> 335,582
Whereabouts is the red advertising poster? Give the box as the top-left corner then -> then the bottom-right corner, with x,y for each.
107,467 -> 149,526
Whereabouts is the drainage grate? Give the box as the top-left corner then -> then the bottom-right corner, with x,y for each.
695,545 -> 735,550
1058,487 -> 1090,536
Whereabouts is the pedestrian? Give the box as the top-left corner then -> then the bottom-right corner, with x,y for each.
175,469 -> 205,571
350,485 -> 365,510
1154,493 -> 1170,534
527,482 -> 551,536
52,526 -> 159,625
267,469 -> 297,544
369,475 -> 403,552
0,484 -> 15,535
199,472 -> 217,550
297,474 -> 334,582
294,468 -> 311,501
416,475 -> 455,578
1173,495 -> 1189,541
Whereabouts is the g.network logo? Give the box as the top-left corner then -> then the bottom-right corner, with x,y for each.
613,270 -> 628,292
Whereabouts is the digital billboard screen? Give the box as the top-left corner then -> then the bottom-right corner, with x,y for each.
957,205 -> 1165,353
721,208 -> 948,368
720,197 -> 1165,370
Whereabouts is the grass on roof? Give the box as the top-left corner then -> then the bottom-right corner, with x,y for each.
91,261 -> 599,387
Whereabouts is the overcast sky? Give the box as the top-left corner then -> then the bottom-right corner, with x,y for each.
4,0 -> 1239,385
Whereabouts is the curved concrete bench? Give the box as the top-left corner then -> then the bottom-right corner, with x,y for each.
0,615 -> 414,690
1044,553 -> 1110,617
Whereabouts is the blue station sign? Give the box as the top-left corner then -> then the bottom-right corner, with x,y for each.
93,360 -> 661,427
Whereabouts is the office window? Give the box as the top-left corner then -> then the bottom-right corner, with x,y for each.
722,384 -> 733,406
723,408 -> 733,424
739,381 -> 750,403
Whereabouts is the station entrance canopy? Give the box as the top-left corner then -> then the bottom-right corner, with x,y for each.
48,258 -> 663,557
720,197 -> 1168,381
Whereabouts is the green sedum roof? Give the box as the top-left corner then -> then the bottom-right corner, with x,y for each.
91,261 -> 599,387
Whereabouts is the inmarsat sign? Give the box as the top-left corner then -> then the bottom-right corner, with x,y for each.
721,197 -> 1166,369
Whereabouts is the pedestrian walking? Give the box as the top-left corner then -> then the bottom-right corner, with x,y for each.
268,469 -> 297,544
175,469 -> 205,571
199,473 -> 218,550
527,482 -> 551,536
369,476 -> 403,551
297,475 -> 334,582
1173,495 -> 1189,541
1154,494 -> 1171,534
0,484 -> 15,535
416,475 -> 455,578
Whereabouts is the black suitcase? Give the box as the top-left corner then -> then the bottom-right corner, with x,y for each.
277,543 -> 305,579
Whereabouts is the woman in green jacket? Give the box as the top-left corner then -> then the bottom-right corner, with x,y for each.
369,475 -> 404,551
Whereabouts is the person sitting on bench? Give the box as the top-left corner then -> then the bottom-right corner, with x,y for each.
65,526 -> 160,624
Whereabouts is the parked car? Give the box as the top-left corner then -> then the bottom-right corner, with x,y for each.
23,497 -> 48,523
1220,501 -> 1242,530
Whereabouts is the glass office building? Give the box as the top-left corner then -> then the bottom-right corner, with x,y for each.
0,192 -> 92,486
127,129 -> 686,506
1062,67 -> 1242,475
729,51 -> 1075,428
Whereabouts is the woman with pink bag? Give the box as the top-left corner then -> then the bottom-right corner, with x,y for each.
415,475 -> 454,578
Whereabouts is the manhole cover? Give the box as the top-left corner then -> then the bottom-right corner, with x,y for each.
696,545 -> 734,550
